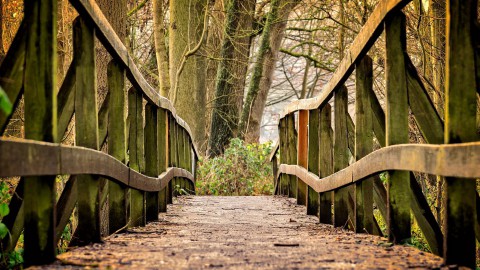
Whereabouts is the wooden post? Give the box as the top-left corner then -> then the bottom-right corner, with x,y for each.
319,104 -> 333,224
107,58 -> 128,233
333,86 -> 349,228
168,115 -> 178,198
23,2 -> 57,264
297,110 -> 308,206
286,114 -> 297,198
177,128 -> 186,192
279,118 -> 288,195
307,109 -> 320,216
158,108 -> 168,212
354,55 -> 374,234
385,11 -> 410,243
145,103 -> 159,221
443,0 -> 477,267
127,88 -> 145,228
71,17 -> 101,247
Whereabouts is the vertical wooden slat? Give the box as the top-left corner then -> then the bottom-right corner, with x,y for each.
443,0 -> 477,267
297,110 -> 308,206
145,104 -> 159,221
158,108 -> 168,212
73,16 -> 101,244
107,59 -> 128,233
286,114 -> 297,198
169,115 -> 178,198
166,114 -> 173,203
354,55 -> 374,234
333,86 -> 349,228
385,11 -> 410,243
128,88 -> 145,228
307,109 -> 320,216
279,118 -> 288,195
319,104 -> 333,224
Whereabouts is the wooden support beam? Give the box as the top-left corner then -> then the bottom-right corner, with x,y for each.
158,108 -> 168,212
128,87 -> 145,228
0,21 -> 26,133
279,118 -> 288,195
168,114 -> 178,198
57,63 -> 76,139
73,17 -> 101,245
307,109 -> 320,216
297,110 -> 308,206
319,104 -> 333,224
286,114 -> 297,198
443,0 -> 477,267
385,11 -> 410,243
55,176 -> 77,244
1,179 -> 24,252
333,86 -> 349,228
145,104 -> 159,221
354,55 -> 374,234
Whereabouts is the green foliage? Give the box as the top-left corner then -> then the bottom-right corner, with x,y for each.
0,181 -> 23,269
0,86 -> 13,115
196,138 -> 273,196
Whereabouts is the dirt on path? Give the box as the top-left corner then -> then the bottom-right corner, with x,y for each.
33,196 -> 443,269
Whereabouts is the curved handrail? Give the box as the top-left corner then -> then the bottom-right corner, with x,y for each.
69,0 -> 199,157
278,0 -> 411,119
275,142 -> 480,193
0,138 -> 194,192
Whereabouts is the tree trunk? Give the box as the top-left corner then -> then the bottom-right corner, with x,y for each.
169,0 -> 208,152
208,0 -> 255,156
153,0 -> 170,97
0,0 -> 5,63
240,0 -> 300,142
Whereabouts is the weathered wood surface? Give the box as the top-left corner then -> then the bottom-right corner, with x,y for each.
278,0 -> 412,118
0,138 -> 194,192
297,110 -> 308,206
22,0 -> 58,265
40,196 -> 442,269
306,109 -> 319,216
319,104 -> 333,224
274,141 -> 480,194
67,0 -> 199,158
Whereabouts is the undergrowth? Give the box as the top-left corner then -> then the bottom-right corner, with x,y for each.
196,138 -> 273,196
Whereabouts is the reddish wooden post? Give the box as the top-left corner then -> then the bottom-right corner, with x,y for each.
443,0 -> 477,267
297,110 -> 308,206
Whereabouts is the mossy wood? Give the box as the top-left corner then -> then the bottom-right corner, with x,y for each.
307,109 -> 320,216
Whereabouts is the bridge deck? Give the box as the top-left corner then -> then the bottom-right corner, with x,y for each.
37,196 -> 442,269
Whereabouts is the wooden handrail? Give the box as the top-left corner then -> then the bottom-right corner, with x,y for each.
278,0 -> 411,118
0,138 -> 194,191
275,142 -> 480,193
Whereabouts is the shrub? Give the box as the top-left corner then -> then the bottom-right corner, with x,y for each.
196,138 -> 273,196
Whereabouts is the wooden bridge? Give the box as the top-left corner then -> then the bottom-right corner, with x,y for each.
0,0 -> 478,269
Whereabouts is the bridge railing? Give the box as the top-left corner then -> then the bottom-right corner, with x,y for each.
0,0 -> 198,266
270,0 -> 479,268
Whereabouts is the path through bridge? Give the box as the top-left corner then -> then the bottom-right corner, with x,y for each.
36,196 -> 442,269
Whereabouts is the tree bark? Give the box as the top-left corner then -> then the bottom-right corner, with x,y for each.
240,0 -> 300,142
169,0 -> 208,152
0,0 -> 5,63
153,0 -> 170,97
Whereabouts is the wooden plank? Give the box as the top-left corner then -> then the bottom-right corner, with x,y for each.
73,17 -> 101,245
385,11 -> 410,243
319,104 -> 333,224
307,109 -> 320,216
370,89 -> 386,145
443,1 -> 477,267
158,108 -> 168,212
297,110 -> 308,206
22,0 -> 57,265
128,87 -> 145,228
333,86 -> 349,228
354,55 -> 374,234
346,114 -> 355,154
286,114 -> 297,198
57,63 -> 76,139
108,59 -> 129,232
0,21 -> 26,133
166,114 -> 173,203
55,176 -> 77,244
145,103 -> 159,221
279,118 -> 288,195
405,55 -> 444,144
168,114 -> 178,198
